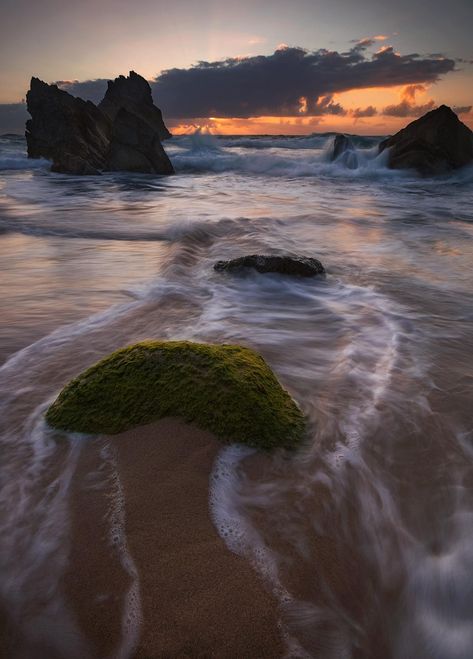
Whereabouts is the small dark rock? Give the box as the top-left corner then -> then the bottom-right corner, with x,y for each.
214,255 -> 325,277
331,134 -> 357,166
379,105 -> 473,176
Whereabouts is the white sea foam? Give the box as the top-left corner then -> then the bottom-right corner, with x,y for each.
209,446 -> 312,658
1,129 -> 472,657
0,156 -> 49,171
101,443 -> 142,659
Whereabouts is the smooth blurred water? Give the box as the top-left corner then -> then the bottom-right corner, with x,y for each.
1,132 -> 473,657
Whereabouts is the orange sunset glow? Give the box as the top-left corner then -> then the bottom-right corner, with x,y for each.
169,85 -> 473,135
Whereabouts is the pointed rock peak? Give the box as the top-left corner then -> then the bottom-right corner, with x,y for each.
29,77 -> 53,92
26,77 -> 73,108
419,104 -> 459,121
98,70 -> 171,141
437,104 -> 456,114
102,71 -> 153,106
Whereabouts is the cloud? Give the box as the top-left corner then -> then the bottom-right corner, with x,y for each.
382,84 -> 436,117
248,36 -> 267,45
383,100 -> 435,117
51,46 -> 457,120
1,42 -> 459,133
152,45 -> 455,118
311,95 -> 347,116
351,35 -> 390,51
401,83 -> 427,100
452,105 -> 472,115
350,105 -> 378,119
54,79 -> 109,104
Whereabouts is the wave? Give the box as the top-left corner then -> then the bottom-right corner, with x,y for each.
171,143 -> 406,179
224,133 -> 382,150
0,211 -> 243,243
170,132 -> 383,151
0,217 -> 172,241
164,129 -> 397,178
2,133 -> 472,185
0,155 -> 49,171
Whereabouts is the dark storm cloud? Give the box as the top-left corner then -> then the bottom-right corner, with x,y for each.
54,79 -> 108,104
0,44 -> 458,129
53,45 -> 455,118
152,45 -> 456,118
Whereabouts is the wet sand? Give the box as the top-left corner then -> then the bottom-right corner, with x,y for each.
64,419 -> 283,658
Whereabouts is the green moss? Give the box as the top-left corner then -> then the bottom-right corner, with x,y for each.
45,340 -> 306,450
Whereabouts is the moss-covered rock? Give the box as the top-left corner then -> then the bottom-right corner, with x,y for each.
46,340 -> 305,450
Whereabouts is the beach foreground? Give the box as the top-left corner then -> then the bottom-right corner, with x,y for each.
65,419 -> 283,658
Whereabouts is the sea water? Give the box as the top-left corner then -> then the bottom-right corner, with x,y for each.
1,131 -> 473,657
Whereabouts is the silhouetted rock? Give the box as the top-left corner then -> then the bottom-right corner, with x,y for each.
26,72 -> 174,175
214,255 -> 325,277
379,105 -> 473,175
26,77 -> 110,174
331,134 -> 358,169
99,70 -> 171,142
106,108 -> 174,174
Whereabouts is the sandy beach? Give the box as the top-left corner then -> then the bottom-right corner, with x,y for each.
64,419 -> 283,658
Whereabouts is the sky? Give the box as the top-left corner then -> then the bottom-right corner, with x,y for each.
1,0 -> 472,135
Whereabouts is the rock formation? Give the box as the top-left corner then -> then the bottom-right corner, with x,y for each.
99,70 -> 171,141
379,105 -> 473,176
26,77 -> 110,174
26,71 -> 174,175
46,340 -> 306,450
214,255 -> 325,277
330,134 -> 358,169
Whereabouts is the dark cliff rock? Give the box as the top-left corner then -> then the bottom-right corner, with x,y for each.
99,70 -> 171,142
26,71 -> 173,175
379,105 -> 473,176
106,108 -> 174,174
26,77 -> 110,174
214,255 -> 325,277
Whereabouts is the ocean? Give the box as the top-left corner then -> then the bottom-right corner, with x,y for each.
1,131 -> 473,657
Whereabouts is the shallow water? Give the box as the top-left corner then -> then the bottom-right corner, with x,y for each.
1,132 -> 473,657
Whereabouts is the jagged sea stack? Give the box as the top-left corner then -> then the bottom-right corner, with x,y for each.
26,71 -> 174,175
26,77 -> 111,174
379,105 -> 473,176
98,71 -> 173,174
99,70 -> 171,141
